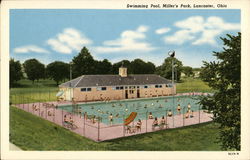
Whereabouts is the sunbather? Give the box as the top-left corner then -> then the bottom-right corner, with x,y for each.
136,119 -> 142,132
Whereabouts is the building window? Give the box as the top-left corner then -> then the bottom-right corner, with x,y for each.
81,88 -> 91,92
155,84 -> 162,88
167,84 -> 173,88
101,87 -> 107,91
137,86 -> 140,89
116,86 -> 120,90
81,88 -> 86,92
120,86 -> 124,90
144,85 -> 148,88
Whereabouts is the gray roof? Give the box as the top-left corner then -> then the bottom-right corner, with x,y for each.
59,74 -> 171,88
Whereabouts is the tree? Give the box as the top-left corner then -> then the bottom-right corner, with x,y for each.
199,33 -> 241,150
145,62 -> 156,74
182,66 -> 194,77
72,47 -> 96,78
130,59 -> 156,74
23,59 -> 45,83
46,61 -> 69,85
9,58 -> 23,87
95,59 -> 112,74
155,57 -> 183,81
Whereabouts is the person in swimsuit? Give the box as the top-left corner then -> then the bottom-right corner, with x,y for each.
177,104 -> 181,114
148,112 -> 153,119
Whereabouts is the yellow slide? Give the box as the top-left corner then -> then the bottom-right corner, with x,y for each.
124,112 -> 137,126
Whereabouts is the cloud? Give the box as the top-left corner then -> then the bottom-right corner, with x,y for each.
94,25 -> 155,53
13,45 -> 49,54
164,16 -> 240,45
47,28 -> 92,54
155,27 -> 171,34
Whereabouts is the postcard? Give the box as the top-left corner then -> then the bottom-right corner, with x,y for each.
1,0 -> 250,159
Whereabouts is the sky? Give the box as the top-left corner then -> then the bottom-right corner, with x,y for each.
10,9 -> 240,68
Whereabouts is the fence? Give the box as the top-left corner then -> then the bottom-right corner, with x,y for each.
11,92 -> 213,142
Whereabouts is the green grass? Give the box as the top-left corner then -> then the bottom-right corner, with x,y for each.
10,106 -> 221,151
176,77 -> 214,93
10,79 -> 59,104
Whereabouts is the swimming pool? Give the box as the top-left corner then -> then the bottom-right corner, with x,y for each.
59,95 -> 201,125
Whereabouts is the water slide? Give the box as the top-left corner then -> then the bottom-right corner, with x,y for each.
124,112 -> 137,126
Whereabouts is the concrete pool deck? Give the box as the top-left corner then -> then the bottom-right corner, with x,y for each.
15,96 -> 213,142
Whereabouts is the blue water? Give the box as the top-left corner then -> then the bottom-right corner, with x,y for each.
58,95 -> 201,125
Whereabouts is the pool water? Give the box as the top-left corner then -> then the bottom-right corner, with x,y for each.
59,95 -> 201,125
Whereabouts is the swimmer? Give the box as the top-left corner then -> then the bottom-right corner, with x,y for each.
144,104 -> 147,108
148,112 -> 153,119
159,104 -> 163,108
187,103 -> 191,110
168,110 -> 172,117
125,108 -> 128,112
151,103 -> 154,106
177,104 -> 181,114
91,106 -> 94,109
112,104 -> 115,107
165,99 -> 168,102
115,113 -> 119,118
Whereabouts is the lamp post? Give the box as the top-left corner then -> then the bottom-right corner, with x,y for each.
168,50 -> 175,127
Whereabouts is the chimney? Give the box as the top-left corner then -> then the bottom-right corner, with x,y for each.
119,66 -> 127,77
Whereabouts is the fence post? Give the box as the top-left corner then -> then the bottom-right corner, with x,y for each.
62,109 -> 64,126
45,105 -> 47,119
97,117 -> 100,141
39,103 -> 41,116
146,111 -> 148,133
28,96 -> 30,112
123,114 -> 125,137
53,107 -> 55,122
83,114 -> 85,136
166,110 -> 168,128
82,116 -> 84,136
22,95 -> 24,109
49,89 -> 50,102
199,105 -> 201,124
183,107 -> 185,127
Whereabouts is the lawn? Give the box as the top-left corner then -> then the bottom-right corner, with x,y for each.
10,79 -> 59,104
176,77 -> 214,93
10,106 -> 221,151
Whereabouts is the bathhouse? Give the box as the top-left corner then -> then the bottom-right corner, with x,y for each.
58,66 -> 176,102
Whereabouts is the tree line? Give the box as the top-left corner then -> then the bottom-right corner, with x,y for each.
10,46 -> 195,87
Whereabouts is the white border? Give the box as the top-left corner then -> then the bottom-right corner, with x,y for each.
1,0 -> 250,160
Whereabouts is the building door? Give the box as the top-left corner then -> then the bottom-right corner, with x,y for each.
125,90 -> 128,99
137,90 -> 140,98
